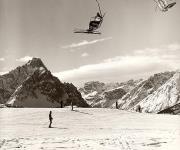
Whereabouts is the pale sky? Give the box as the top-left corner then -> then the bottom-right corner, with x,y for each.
0,0 -> 180,86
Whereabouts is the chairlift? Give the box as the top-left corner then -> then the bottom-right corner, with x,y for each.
74,0 -> 105,34
154,0 -> 176,12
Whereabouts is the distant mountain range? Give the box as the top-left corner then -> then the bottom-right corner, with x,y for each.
79,71 -> 180,114
79,80 -> 142,108
0,58 -> 89,108
1,57 -> 179,114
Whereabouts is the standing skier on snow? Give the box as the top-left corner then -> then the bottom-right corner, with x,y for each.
71,100 -> 74,111
49,111 -> 53,128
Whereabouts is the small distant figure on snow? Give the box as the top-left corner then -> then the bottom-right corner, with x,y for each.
71,100 -> 74,111
49,111 -> 53,128
60,101 -> 63,108
136,105 -> 141,113
116,101 -> 118,109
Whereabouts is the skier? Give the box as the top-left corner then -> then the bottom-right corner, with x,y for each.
60,101 -> 63,108
88,12 -> 103,31
116,101 -> 118,109
71,100 -> 74,111
74,0 -> 105,34
49,111 -> 53,128
136,105 -> 141,113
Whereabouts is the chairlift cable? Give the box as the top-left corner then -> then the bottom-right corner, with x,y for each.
96,0 -> 102,16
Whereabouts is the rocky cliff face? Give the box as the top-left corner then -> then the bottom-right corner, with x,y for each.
103,88 -> 127,108
79,81 -> 106,94
158,103 -> 180,115
63,83 -> 89,107
79,80 -> 140,108
0,58 -> 88,108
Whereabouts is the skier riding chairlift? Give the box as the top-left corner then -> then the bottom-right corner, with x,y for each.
74,0 -> 105,34
88,12 -> 103,32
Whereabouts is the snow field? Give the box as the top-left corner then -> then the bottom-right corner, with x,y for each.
0,108 -> 180,150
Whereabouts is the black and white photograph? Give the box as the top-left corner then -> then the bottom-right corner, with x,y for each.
0,0 -> 180,149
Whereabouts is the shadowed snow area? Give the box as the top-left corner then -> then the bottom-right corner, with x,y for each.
0,108 -> 180,150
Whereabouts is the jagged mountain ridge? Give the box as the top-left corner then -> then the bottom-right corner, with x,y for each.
79,71 -> 179,114
79,80 -> 141,108
1,58 -> 179,113
0,58 -> 89,107
115,71 -> 175,110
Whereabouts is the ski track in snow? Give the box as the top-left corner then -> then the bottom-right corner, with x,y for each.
0,108 -> 180,150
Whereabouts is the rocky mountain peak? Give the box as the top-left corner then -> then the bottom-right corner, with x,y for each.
0,58 -> 88,108
84,81 -> 105,93
26,57 -> 47,70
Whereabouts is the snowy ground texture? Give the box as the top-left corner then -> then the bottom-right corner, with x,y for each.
0,108 -> 180,150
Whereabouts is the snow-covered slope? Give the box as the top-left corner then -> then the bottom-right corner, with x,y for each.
116,71 -> 175,110
0,108 -> 180,150
134,72 -> 180,113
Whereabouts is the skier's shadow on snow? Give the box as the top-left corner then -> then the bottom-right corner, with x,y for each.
50,127 -> 68,129
46,127 -> 68,129
73,110 -> 93,115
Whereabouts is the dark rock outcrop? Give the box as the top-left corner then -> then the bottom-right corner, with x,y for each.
64,83 -> 89,107
158,103 -> 180,115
